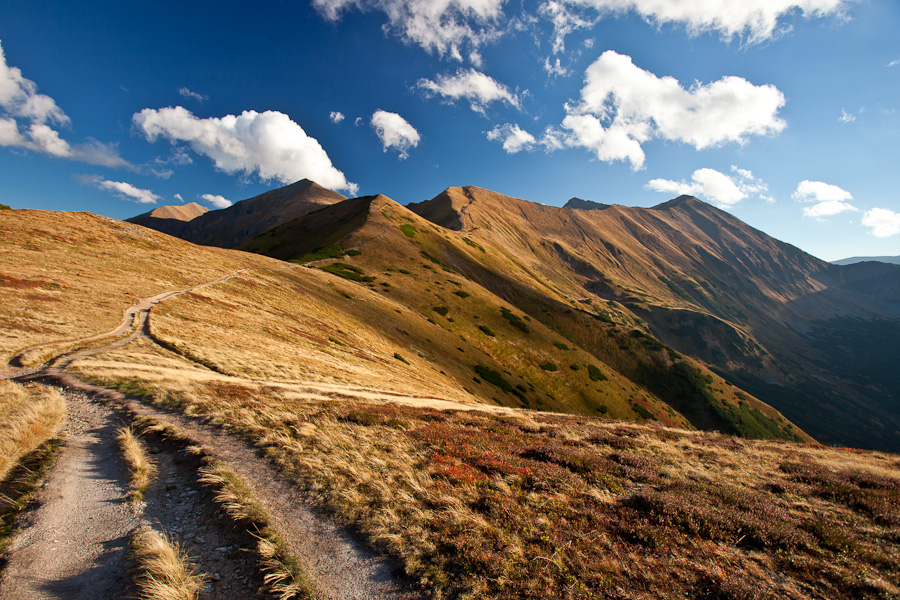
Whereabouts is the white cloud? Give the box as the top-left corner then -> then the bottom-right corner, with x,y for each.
543,57 -> 570,77
201,193 -> 232,208
646,166 -> 769,208
174,193 -> 184,202
329,111 -> 345,124
370,109 -> 420,159
539,1 -> 594,54
887,59 -> 900,68
560,51 -> 785,169
792,180 -> 858,217
133,106 -> 357,194
82,175 -> 159,204
563,0 -> 852,44
839,108 -> 856,123
862,208 -> 900,238
486,123 -> 536,153
311,0 -> 506,61
178,87 -> 208,102
0,42 -> 69,126
418,68 -> 520,113
0,41 -> 129,167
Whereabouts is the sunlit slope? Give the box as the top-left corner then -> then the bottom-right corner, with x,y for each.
0,208 -> 280,363
241,193 -> 806,440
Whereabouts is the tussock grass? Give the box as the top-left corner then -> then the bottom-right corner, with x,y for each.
129,527 -> 203,600
0,380 -> 65,482
117,427 -> 156,502
90,374 -> 900,600
198,462 -> 313,600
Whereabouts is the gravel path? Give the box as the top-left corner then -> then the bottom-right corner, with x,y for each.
49,373 -> 423,600
3,267 -> 423,600
0,389 -> 138,600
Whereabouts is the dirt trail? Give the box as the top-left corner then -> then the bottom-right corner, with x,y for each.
0,389 -> 139,600
3,267 -> 423,599
50,373 -> 421,600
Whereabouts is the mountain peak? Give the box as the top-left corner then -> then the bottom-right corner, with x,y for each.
652,195 -> 707,210
563,197 -> 610,211
135,202 -> 209,223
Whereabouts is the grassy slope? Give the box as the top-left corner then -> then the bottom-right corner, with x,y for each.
0,209 -> 282,362
3,205 -> 898,599
65,350 -> 900,600
243,193 -> 804,440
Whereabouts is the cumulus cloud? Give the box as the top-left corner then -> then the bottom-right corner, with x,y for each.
178,87 -> 208,102
647,166 -> 770,208
371,109 -> 420,159
201,193 -> 232,208
486,123 -> 536,153
559,51 -> 785,169
311,0 -> 506,61
133,106 -> 357,194
418,68 -> 520,113
0,41 -> 129,167
862,208 -> 900,238
562,0 -> 852,44
81,175 -> 159,204
792,180 -> 858,217
329,111 -> 345,123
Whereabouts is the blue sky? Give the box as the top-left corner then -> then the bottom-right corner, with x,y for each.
1,0 -> 898,261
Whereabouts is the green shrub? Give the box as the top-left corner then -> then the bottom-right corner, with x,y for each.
500,307 -> 530,333
319,262 -> 375,282
633,405 -> 655,420
297,244 -> 345,262
399,224 -> 417,238
474,366 -> 525,400
478,325 -> 495,336
0,204 -> 10,210
570,364 -> 580,370
553,342 -> 570,350
433,306 -> 449,316
346,249 -> 362,256
453,290 -> 470,298
421,251 -> 442,264
462,237 -> 485,252
588,365 -> 608,382
539,363 -> 558,372
393,353 -> 410,364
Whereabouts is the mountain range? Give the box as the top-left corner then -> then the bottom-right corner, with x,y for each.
126,180 -> 900,451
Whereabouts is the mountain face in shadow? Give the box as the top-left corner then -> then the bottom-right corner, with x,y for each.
127,179 -> 346,248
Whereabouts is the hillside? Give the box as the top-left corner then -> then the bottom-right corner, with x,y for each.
239,192 -> 808,442
1,203 -> 898,600
404,187 -> 900,450
127,178 -> 346,247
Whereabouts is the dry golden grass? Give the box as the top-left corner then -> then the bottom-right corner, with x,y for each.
82,365 -> 900,600
198,462 -> 314,600
117,427 -> 156,502
0,209 -> 280,362
129,527 -> 203,600
0,380 -> 65,483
